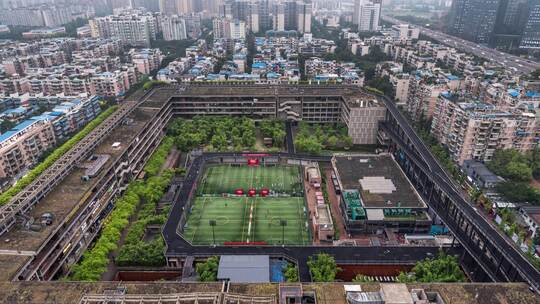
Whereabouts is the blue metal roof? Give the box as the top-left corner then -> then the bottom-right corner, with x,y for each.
0,119 -> 36,144
526,91 -> 540,98
252,62 -> 267,69
507,89 -> 519,98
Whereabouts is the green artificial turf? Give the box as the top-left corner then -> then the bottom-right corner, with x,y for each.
197,165 -> 303,196
183,197 -> 310,245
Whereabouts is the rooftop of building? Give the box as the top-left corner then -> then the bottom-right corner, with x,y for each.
0,282 -> 537,304
462,160 -> 504,184
0,101 -> 162,280
334,154 -> 426,209
165,84 -> 381,102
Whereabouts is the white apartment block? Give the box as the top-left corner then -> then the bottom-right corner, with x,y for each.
230,20 -> 246,40
161,15 -> 188,41
354,0 -> 381,32
390,73 -> 410,105
89,13 -> 157,47
391,24 -> 420,40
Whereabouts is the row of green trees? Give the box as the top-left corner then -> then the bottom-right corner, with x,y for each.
114,137 -> 181,268
167,116 -> 256,152
487,149 -> 540,204
115,171 -> 173,267
307,251 -> 465,283
70,137 -> 174,280
260,120 -> 286,148
397,252 -> 466,283
194,251 -> 465,283
0,106 -> 118,206
294,122 -> 353,154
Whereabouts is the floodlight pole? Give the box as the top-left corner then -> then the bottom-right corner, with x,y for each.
209,220 -> 216,245
280,219 -> 287,245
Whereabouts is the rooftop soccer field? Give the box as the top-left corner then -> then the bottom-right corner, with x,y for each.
183,197 -> 311,245
182,164 -> 310,245
197,164 -> 303,195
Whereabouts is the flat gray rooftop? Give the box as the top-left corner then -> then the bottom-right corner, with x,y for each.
217,255 -> 270,283
334,154 -> 426,209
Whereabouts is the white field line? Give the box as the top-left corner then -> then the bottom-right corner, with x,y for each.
247,202 -> 254,242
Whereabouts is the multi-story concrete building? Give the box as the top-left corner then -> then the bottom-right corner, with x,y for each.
0,118 -> 56,179
390,73 -> 410,105
89,12 -> 158,47
431,92 -> 540,164
229,19 -> 246,40
355,0 -> 381,32
406,75 -> 448,122
519,0 -> 540,49
183,13 -> 202,39
448,0 -> 500,44
161,15 -> 188,41
333,154 -> 431,235
391,24 -> 420,40
129,48 -> 164,75
272,0 -> 311,33
0,4 -> 94,27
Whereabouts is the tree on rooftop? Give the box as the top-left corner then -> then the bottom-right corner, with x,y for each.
307,253 -> 341,282
196,256 -> 219,282
397,251 -> 466,283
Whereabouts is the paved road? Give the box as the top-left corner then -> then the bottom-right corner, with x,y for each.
285,121 -> 295,154
162,152 -> 460,281
379,94 -> 540,293
382,16 -> 540,75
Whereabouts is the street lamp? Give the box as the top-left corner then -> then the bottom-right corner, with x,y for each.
280,219 -> 287,245
209,220 -> 217,245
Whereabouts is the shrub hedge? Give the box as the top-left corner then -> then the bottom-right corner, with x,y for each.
70,137 -> 173,280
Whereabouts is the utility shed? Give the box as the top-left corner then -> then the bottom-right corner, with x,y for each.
217,255 -> 270,283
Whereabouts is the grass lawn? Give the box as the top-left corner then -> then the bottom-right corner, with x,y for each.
183,197 -> 310,245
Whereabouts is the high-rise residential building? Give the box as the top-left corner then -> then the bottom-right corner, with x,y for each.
213,17 -> 228,39
431,93 -> 540,164
230,19 -> 247,39
490,0 -> 530,47
273,2 -> 285,31
132,0 -> 160,12
296,0 -> 312,33
199,0 -> 219,15
159,0 -> 194,15
258,0 -> 271,32
221,0 -> 251,21
213,17 -> 245,39
0,4 -> 94,27
354,0 -> 381,32
520,0 -> 540,49
448,0 -> 500,43
89,12 -> 158,47
184,13 -> 202,39
272,0 -> 311,33
250,2 -> 260,33
161,15 -> 188,41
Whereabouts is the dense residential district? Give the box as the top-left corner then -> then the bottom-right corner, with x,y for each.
0,0 -> 539,303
